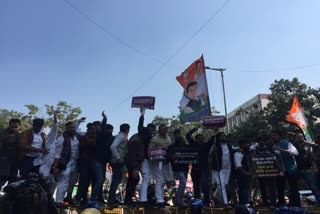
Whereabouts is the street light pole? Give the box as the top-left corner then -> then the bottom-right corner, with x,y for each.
205,66 -> 229,134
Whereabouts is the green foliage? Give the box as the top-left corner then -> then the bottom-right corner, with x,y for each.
0,101 -> 82,132
45,101 -> 82,131
0,109 -> 28,130
232,78 -> 320,141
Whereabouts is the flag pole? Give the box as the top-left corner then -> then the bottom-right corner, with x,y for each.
205,67 -> 228,134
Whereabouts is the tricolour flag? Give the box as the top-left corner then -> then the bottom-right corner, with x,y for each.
286,95 -> 313,143
176,55 -> 210,122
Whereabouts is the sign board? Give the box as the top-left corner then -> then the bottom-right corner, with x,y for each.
202,115 -> 226,129
148,149 -> 167,160
250,155 -> 283,177
131,96 -> 156,110
173,148 -> 199,165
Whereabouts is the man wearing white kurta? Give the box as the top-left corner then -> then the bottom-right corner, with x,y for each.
148,124 -> 172,207
52,122 -> 79,204
33,115 -> 58,179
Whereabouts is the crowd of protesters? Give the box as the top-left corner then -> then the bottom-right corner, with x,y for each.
1,109 -> 320,211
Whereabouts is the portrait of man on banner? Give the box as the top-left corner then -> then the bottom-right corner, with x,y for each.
176,55 -> 211,122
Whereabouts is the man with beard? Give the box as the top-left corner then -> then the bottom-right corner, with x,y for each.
52,121 -> 80,207
19,118 -> 48,177
148,124 -> 172,208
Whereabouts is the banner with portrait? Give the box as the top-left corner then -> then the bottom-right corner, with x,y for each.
176,55 -> 211,122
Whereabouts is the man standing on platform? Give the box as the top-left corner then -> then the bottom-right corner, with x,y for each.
0,119 -> 21,187
19,118 -> 48,177
108,123 -> 130,207
137,108 -> 156,207
186,126 -> 213,208
148,124 -> 172,208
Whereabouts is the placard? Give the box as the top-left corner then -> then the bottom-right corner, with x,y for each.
173,148 -> 199,165
148,149 -> 167,160
202,115 -> 226,129
131,96 -> 156,110
250,154 -> 283,177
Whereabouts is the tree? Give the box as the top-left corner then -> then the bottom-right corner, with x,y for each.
0,109 -> 27,130
45,101 -> 82,131
232,78 -> 320,141
0,101 -> 82,132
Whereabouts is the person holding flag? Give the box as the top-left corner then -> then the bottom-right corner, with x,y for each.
293,132 -> 320,205
287,95 -> 313,143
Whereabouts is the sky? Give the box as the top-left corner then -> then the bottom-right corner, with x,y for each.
1,0 -> 320,133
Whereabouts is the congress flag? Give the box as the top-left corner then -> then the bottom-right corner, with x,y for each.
176,55 -> 210,122
286,95 -> 313,143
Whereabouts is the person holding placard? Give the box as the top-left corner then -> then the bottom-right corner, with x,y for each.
167,130 -> 190,207
148,124 -> 172,208
137,108 -> 156,207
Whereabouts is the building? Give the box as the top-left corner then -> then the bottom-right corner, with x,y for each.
227,94 -> 270,130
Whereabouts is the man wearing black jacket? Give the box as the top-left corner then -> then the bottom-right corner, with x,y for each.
90,111 -> 114,203
186,126 -> 213,208
137,108 -> 156,206
208,132 -> 233,206
167,133 -> 190,206
124,127 -> 151,207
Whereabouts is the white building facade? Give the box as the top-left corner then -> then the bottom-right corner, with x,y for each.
227,94 -> 269,131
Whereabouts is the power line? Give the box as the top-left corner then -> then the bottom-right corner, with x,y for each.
109,0 -> 232,112
232,63 -> 320,73
62,0 -> 167,66
62,0 -> 232,112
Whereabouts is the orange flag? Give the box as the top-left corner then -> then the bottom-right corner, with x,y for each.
286,96 -> 313,143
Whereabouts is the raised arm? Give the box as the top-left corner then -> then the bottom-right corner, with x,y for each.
186,128 -> 197,145
47,114 -> 58,146
100,111 -> 107,136
138,108 -> 145,133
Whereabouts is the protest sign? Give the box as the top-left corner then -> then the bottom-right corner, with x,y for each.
202,115 -> 226,129
148,149 -> 167,160
173,148 -> 199,165
250,155 -> 283,177
131,96 -> 156,110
